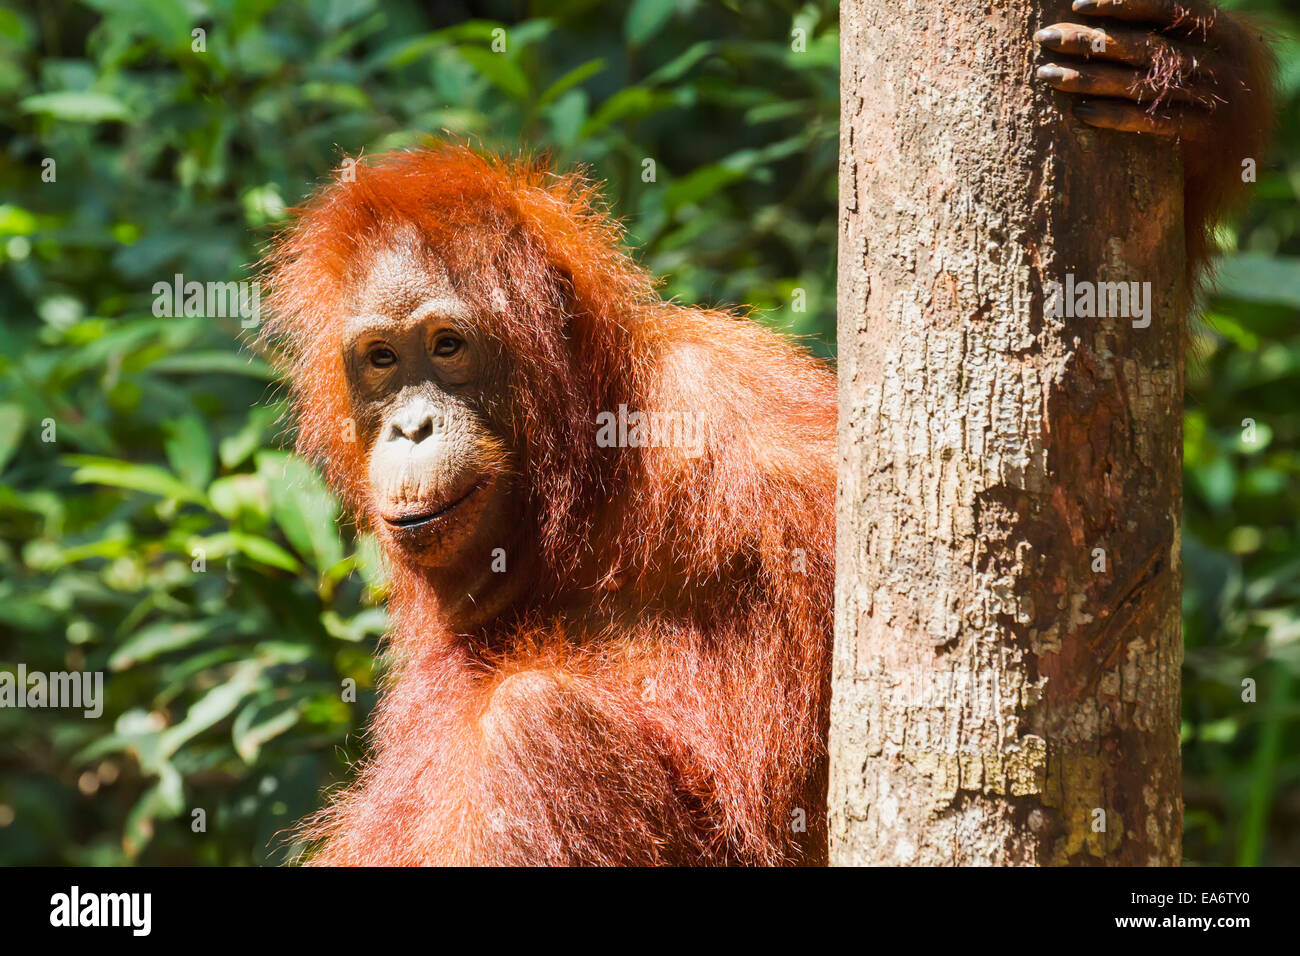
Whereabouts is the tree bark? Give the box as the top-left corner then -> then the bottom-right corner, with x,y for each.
830,0 -> 1186,865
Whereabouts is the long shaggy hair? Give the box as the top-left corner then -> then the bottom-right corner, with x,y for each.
261,143 -> 836,864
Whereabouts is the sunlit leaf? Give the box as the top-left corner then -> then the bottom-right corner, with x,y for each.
67,456 -> 207,505
20,91 -> 129,122
257,451 -> 344,572
109,619 -> 232,671
234,700 -> 303,763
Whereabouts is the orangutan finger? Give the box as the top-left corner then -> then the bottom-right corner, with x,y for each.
1073,98 -> 1212,139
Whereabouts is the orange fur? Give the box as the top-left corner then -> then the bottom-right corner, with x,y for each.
1144,5 -> 1277,280
262,144 -> 835,865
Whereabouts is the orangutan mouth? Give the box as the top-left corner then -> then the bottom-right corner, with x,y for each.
384,479 -> 485,530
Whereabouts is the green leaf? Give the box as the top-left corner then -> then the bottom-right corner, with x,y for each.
1192,457 -> 1236,513
354,532 -> 389,591
109,619 -> 230,671
233,701 -> 303,763
457,46 -> 529,100
581,87 -> 680,138
1215,254 -> 1300,309
191,531 -> 300,573
664,163 -> 747,212
321,607 -> 388,643
20,91 -> 129,123
159,663 -> 263,756
642,41 -> 714,85
230,533 -> 300,573
1205,311 -> 1261,351
0,204 -> 38,236
208,474 -> 272,522
164,414 -> 213,491
549,89 -> 588,146
664,138 -> 811,212
0,7 -> 30,43
538,58 -> 606,106
0,403 -> 24,474
148,351 -> 276,378
123,765 -> 183,858
625,0 -> 676,46
219,405 -> 282,470
67,456 -> 206,505
299,81 -> 370,110
365,21 -> 500,69
257,451 -> 344,572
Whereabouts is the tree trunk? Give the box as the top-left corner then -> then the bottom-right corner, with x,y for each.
830,0 -> 1186,865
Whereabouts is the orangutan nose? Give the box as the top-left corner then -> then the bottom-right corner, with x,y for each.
387,399 -> 442,444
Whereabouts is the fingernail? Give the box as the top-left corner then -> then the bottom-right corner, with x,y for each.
1037,65 -> 1065,81
1034,28 -> 1062,44
1073,0 -> 1100,12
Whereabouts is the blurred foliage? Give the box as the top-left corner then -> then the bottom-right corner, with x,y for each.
1181,0 -> 1300,869
0,0 -> 1293,866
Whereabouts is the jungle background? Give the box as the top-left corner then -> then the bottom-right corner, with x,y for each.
0,0 -> 1295,866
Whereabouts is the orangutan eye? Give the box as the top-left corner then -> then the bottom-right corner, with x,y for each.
432,334 -> 464,358
368,346 -> 398,369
